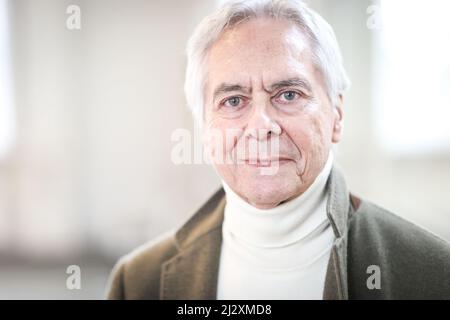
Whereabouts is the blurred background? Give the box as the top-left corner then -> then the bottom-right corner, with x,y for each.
0,0 -> 449,299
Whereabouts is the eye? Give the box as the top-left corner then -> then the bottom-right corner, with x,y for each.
223,96 -> 242,108
279,91 -> 299,102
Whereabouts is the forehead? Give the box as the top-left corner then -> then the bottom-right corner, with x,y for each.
205,17 -> 315,89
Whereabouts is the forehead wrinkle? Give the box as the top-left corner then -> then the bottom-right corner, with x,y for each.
206,19 -> 317,101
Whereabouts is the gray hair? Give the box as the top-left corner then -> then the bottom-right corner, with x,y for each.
184,0 -> 351,124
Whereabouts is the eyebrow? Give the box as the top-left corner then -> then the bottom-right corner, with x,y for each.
268,77 -> 313,93
213,83 -> 251,101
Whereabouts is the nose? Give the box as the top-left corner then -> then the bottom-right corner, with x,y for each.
244,103 -> 281,141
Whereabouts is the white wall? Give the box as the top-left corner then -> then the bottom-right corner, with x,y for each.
2,0 -> 220,259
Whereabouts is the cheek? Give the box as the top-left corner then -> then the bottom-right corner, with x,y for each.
283,118 -> 315,151
282,114 -> 330,155
203,120 -> 243,161
310,116 -> 329,147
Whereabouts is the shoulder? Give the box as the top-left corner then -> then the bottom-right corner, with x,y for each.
105,230 -> 179,300
347,198 -> 450,299
105,188 -> 225,300
349,199 -> 450,258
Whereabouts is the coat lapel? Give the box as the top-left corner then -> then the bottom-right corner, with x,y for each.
322,166 -> 352,299
160,227 -> 223,299
160,189 -> 226,299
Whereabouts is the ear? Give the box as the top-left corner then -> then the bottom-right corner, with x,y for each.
331,94 -> 344,143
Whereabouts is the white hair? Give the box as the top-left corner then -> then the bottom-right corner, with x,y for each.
184,0 -> 351,124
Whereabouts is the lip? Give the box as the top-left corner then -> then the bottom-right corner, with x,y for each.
241,157 -> 293,167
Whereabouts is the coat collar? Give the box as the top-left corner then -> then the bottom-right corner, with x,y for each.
161,165 -> 352,299
323,165 -> 351,299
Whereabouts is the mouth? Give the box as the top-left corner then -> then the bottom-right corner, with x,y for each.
242,157 -> 293,167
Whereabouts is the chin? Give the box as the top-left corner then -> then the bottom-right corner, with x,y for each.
241,177 -> 298,208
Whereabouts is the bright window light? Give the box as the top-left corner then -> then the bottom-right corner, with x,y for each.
375,0 -> 450,154
0,0 -> 15,159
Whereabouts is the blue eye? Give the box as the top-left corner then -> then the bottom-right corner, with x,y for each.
225,97 -> 241,107
281,91 -> 298,101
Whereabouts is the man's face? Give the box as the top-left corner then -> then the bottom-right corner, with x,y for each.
203,18 -> 343,209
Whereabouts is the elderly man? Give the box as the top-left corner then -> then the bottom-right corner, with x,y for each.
106,0 -> 450,299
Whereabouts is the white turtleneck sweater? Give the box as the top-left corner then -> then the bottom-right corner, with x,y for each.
217,152 -> 335,300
